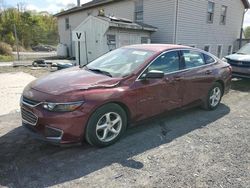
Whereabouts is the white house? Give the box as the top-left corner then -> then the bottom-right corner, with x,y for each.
55,0 -> 249,58
72,15 -> 157,64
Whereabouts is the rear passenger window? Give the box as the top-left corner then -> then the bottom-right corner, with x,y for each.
148,51 -> 180,73
182,50 -> 205,68
203,54 -> 215,64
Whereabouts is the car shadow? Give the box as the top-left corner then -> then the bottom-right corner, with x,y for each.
0,104 -> 230,187
231,78 -> 250,92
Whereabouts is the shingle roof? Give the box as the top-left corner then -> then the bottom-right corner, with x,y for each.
54,0 -> 124,17
96,15 -> 157,31
242,0 -> 250,8
54,0 -> 249,17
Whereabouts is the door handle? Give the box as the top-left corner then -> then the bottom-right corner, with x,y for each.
205,70 -> 212,75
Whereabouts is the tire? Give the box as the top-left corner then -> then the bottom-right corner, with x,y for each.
203,82 -> 223,110
85,103 -> 127,147
32,62 -> 38,67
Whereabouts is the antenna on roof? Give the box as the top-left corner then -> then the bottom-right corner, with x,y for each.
77,0 -> 81,7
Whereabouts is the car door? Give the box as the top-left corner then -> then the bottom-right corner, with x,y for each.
179,50 -> 216,106
133,50 -> 183,121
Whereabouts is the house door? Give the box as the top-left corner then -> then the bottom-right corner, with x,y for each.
118,32 -> 130,47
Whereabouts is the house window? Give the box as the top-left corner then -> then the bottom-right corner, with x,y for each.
220,5 -> 227,25
65,17 -> 70,30
207,1 -> 215,23
204,45 -> 210,52
141,37 -> 149,44
228,45 -> 232,55
107,34 -> 116,45
135,0 -> 143,23
217,45 -> 223,58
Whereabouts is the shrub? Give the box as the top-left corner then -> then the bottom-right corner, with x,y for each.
0,55 -> 14,62
0,42 -> 13,56
12,45 -> 26,52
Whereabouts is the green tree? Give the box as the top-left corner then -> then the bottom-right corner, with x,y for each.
245,26 -> 250,39
0,8 -> 59,49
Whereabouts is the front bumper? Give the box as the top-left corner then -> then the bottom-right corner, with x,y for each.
21,104 -> 92,144
23,122 -> 62,145
231,66 -> 250,78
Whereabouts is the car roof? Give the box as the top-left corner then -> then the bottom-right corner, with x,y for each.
124,44 -> 192,52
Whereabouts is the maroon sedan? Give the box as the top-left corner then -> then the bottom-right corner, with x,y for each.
21,44 -> 231,147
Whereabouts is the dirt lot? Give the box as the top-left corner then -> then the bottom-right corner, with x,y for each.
0,66 -> 50,78
0,67 -> 249,188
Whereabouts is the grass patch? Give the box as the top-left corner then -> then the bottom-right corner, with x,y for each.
0,55 -> 14,62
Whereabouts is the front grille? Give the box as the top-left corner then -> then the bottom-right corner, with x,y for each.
22,97 -> 40,106
21,108 -> 38,126
228,59 -> 250,67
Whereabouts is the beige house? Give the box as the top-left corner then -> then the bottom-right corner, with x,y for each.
55,0 -> 249,58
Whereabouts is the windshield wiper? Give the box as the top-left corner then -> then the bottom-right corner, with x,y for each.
88,68 -> 113,77
237,52 -> 246,55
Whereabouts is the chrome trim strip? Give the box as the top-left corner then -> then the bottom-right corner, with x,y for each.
21,96 -> 84,108
21,96 -> 42,108
45,126 -> 64,141
43,101 -> 85,105
136,48 -> 217,81
21,108 -> 38,126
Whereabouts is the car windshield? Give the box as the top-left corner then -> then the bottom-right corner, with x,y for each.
237,43 -> 250,55
85,48 -> 155,78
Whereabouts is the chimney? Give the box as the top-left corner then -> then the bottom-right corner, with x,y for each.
77,0 -> 80,6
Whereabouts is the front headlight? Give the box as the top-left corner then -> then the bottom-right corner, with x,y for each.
42,101 -> 84,112
222,57 -> 228,62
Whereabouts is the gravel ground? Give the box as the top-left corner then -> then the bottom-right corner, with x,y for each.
0,75 -> 249,188
0,66 -> 50,78
0,72 -> 35,116
0,67 -> 50,116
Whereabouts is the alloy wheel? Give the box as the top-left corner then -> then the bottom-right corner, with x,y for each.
209,87 -> 221,107
96,112 -> 122,142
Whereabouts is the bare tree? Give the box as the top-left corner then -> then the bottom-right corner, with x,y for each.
17,1 -> 27,12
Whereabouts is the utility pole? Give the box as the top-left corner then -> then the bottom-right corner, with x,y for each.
239,9 -> 248,49
13,24 -> 20,61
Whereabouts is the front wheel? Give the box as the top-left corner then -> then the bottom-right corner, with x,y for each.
85,103 -> 127,147
203,82 -> 223,110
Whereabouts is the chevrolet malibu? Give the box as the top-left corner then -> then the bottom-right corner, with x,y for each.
21,44 -> 231,147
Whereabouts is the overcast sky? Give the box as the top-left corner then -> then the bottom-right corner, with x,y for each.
1,0 -> 250,27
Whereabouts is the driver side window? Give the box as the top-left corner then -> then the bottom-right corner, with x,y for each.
148,51 -> 180,73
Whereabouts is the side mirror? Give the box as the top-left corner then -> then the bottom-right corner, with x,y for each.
142,70 -> 164,79
232,51 -> 236,54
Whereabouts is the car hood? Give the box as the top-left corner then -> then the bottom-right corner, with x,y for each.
225,53 -> 250,61
29,67 -> 122,95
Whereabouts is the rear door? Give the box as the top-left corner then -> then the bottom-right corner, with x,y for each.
179,50 -> 216,106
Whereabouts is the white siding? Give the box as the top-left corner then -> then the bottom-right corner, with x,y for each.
57,0 -> 246,58
176,0 -> 245,57
57,0 -> 135,56
144,0 -> 176,43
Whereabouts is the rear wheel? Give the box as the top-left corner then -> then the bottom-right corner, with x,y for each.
203,82 -> 223,110
85,103 -> 127,147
